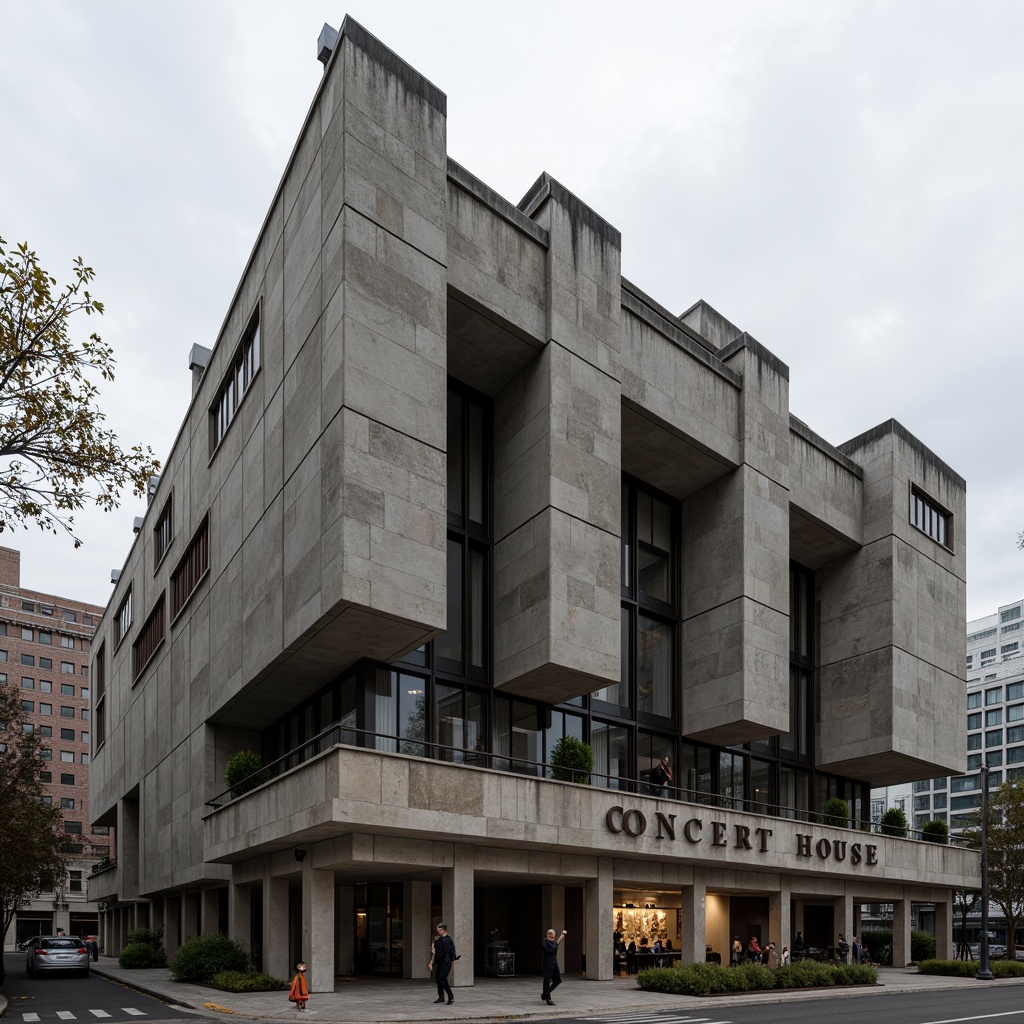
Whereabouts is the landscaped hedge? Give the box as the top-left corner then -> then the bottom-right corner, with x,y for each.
170,934 -> 249,983
858,928 -> 935,965
118,942 -> 167,969
209,970 -> 289,992
917,959 -> 1024,978
636,960 -> 877,996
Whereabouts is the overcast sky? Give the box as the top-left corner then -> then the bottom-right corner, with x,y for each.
1,0 -> 1021,622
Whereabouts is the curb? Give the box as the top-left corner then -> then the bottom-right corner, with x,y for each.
1,991 -> 8,1018
89,965 -> 201,1012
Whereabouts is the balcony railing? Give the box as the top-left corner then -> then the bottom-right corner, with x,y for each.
206,722 -> 974,848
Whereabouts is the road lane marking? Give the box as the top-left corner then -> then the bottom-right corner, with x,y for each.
123,1011 -> 147,1017
89,1012 -> 112,1019
57,1013 -> 77,1020
23,1015 -> 41,1023
921,1014 -> 1024,1024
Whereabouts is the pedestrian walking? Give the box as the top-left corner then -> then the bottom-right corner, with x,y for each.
429,922 -> 457,1005
542,927 -> 567,1006
288,961 -> 309,1011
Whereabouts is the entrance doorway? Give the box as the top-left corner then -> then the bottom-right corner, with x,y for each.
355,883 -> 404,975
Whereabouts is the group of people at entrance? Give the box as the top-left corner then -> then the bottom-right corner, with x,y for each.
731,935 -> 785,967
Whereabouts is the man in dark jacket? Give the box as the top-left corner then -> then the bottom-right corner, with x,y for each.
541,927 -> 566,1005
428,923 -> 457,1004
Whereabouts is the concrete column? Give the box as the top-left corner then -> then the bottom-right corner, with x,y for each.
835,892 -> 854,958
892,898 -> 911,967
680,878 -> 707,965
769,878 -> 791,955
541,884 -> 566,971
118,799 -> 140,901
584,857 -> 613,981
935,895 -> 953,961
163,896 -> 181,959
404,881 -> 431,980
336,885 -> 354,976
263,876 -> 290,982
442,844 -> 474,986
229,882 -> 252,952
181,893 -> 198,944
301,859 -> 335,993
792,899 -> 805,948
201,889 -> 221,935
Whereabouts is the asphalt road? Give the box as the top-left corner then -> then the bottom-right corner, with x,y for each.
1,953 -> 198,1024
564,989 -> 1024,1024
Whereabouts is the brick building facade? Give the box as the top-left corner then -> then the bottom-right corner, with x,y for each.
1,546 -> 111,949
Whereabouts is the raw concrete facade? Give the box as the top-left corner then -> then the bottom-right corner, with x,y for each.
90,17 -> 971,990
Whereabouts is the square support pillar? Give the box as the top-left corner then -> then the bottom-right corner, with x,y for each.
263,876 -> 290,982
229,882 -> 252,952
792,899 -> 805,949
541,885 -> 566,971
584,857 -> 613,980
337,885 -> 355,976
680,879 -> 707,965
201,889 -> 221,935
935,894 -> 953,961
769,878 -> 791,955
442,844 -> 475,986
404,881 -> 432,979
182,893 -> 198,945
835,892 -> 854,958
163,896 -> 181,959
302,859 -> 335,993
892,898 -> 911,967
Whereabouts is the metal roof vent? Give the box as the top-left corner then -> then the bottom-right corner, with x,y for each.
133,517 -> 145,534
189,344 -> 212,397
318,23 -> 338,66
146,475 -> 161,506
110,570 -> 121,584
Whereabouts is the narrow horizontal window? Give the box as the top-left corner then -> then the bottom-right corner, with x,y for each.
171,516 -> 209,619
909,486 -> 952,549
210,311 -> 260,451
132,593 -> 165,681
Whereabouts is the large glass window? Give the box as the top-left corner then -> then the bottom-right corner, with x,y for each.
438,384 -> 490,679
373,669 -> 427,757
591,720 -> 629,790
494,699 -> 542,776
435,684 -> 486,764
619,477 -> 678,724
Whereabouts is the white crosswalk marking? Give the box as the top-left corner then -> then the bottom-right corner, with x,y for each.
57,1012 -> 77,1020
123,1011 -> 147,1017
89,1011 -> 112,1019
23,1014 -> 41,1022
578,1017 -> 728,1024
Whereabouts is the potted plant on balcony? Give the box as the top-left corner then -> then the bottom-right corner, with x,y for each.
549,737 -> 593,784
822,797 -> 850,827
225,750 -> 272,797
880,807 -> 909,837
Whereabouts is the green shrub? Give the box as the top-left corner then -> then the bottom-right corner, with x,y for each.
225,750 -> 271,797
126,927 -> 164,949
822,797 -> 850,827
921,818 -> 949,844
636,961 -> 876,995
880,807 -> 908,837
918,959 -> 1024,978
860,929 -> 892,965
170,934 -> 248,983
118,942 -> 167,969
911,929 -> 936,962
548,736 -> 594,783
209,970 -> 288,992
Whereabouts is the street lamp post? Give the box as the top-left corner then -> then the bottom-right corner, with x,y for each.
977,762 -> 993,981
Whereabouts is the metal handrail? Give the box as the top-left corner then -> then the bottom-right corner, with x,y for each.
205,724 -> 973,847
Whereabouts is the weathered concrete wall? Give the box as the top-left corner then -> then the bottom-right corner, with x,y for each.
491,177 -> 622,703
818,421 -> 967,784
203,747 -> 978,891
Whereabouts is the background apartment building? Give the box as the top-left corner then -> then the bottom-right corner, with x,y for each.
902,598 -> 1024,835
1,546 -> 111,949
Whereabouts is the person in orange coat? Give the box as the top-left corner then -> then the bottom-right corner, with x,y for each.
289,961 -> 309,1011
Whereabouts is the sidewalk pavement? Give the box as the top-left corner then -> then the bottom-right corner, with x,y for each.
70,960 -> 1024,1022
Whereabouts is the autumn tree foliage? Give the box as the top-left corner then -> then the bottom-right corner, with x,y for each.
0,683 -> 70,954
0,236 -> 160,544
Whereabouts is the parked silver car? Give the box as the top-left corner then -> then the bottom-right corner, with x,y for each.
26,936 -> 90,977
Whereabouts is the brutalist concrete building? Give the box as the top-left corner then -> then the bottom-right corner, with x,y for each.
90,18 -> 974,989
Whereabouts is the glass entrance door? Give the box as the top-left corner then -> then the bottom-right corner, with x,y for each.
355,883 -> 404,976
